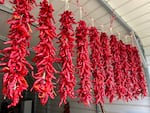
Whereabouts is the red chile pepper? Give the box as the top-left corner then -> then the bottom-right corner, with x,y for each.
110,35 -> 147,102
0,0 -> 35,107
125,44 -> 137,101
89,27 -> 105,104
110,36 -> 123,100
58,10 -> 76,106
0,0 -> 4,4
32,0 -> 57,105
131,46 -> 147,99
76,20 -> 92,106
101,33 -> 115,103
119,42 -> 134,101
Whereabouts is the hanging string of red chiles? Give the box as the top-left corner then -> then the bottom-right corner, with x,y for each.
110,35 -> 148,101
0,0 -> 35,107
76,20 -> 92,106
58,8 -> 76,106
110,35 -> 123,100
0,0 -> 148,107
89,26 -> 106,104
131,46 -> 147,98
32,0 -> 57,105
101,33 -> 115,103
125,43 -> 136,100
120,40 -> 132,101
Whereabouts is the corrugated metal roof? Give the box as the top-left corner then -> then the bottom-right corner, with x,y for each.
106,0 -> 150,57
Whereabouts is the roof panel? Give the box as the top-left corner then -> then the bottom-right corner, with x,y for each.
116,0 -> 150,16
123,4 -> 150,22
108,0 -> 130,9
144,47 -> 150,56
83,0 -> 100,13
138,29 -> 150,38
141,38 -> 150,46
127,13 -> 150,26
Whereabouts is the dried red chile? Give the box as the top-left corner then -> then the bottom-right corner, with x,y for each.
131,46 -> 147,98
58,10 -> 76,106
76,20 -> 92,106
101,33 -> 115,103
32,0 -> 57,105
0,0 -> 35,107
89,27 -> 105,104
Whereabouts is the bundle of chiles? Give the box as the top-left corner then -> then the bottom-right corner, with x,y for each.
131,46 -> 147,98
89,27 -> 105,104
110,35 -> 124,100
125,44 -> 137,100
76,20 -> 92,106
58,10 -> 76,106
101,33 -> 115,103
120,40 -> 133,101
32,0 -> 57,105
110,35 -> 147,101
0,0 -> 35,107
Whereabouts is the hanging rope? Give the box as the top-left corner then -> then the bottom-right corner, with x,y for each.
100,103 -> 106,113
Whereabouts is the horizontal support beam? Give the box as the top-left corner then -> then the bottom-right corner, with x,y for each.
143,45 -> 150,48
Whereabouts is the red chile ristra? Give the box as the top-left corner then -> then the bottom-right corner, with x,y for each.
76,20 -> 92,106
89,27 -> 105,104
58,10 -> 76,106
101,33 -> 115,103
110,35 -> 147,101
32,0 -> 57,105
131,46 -> 147,98
110,36 -> 127,100
0,0 -> 35,107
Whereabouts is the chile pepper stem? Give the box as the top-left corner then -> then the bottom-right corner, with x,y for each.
14,83 -> 17,90
27,23 -> 32,33
4,96 -> 6,100
43,72 -> 46,84
53,89 -> 57,96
